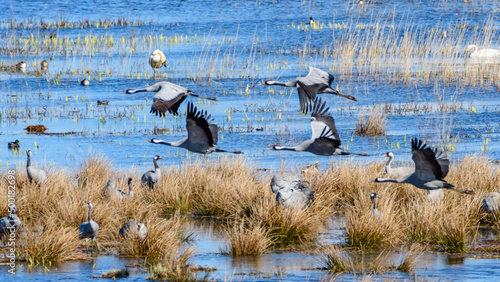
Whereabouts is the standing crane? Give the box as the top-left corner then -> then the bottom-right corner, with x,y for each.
263,67 -> 357,113
370,192 -> 383,218
141,155 -> 164,189
147,102 -> 243,154
270,98 -> 368,156
123,81 -> 217,116
25,149 -> 47,185
79,202 -> 99,251
375,139 -> 474,196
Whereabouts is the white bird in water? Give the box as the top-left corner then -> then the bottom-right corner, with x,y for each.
383,151 -> 414,179
123,81 -> 217,116
81,78 -> 90,86
147,102 -> 243,154
270,98 -> 368,156
370,192 -> 383,218
465,44 -> 500,58
141,155 -> 164,189
375,139 -> 474,196
79,202 -> 99,251
149,49 -> 166,76
482,191 -> 500,213
264,67 -> 357,113
119,219 -> 148,240
25,149 -> 47,185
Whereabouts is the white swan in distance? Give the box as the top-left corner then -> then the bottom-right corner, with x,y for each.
465,44 -> 500,58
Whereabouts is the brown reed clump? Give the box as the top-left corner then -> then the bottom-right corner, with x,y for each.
147,249 -> 204,281
24,125 -> 47,133
17,220 -> 81,264
354,108 -> 387,136
222,218 -> 272,256
118,217 -> 184,264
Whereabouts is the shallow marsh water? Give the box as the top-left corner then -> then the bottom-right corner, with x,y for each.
1,0 -> 500,281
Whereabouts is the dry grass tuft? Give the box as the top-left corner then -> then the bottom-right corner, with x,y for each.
345,188 -> 403,250
24,125 -> 47,133
223,218 -> 271,256
396,244 -> 422,273
318,245 -> 354,273
17,220 -> 81,264
147,249 -> 209,281
118,217 -> 184,264
354,107 -> 387,136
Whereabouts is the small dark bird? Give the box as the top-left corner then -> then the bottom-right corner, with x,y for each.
97,100 -> 109,105
8,140 -> 20,149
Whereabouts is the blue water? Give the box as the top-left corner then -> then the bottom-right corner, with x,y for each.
1,0 -> 500,280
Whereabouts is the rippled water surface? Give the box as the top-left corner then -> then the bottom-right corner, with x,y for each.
1,0 -> 500,280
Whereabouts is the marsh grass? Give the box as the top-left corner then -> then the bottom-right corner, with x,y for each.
319,245 -> 396,274
396,244 -> 422,273
319,245 -> 354,273
222,218 -> 271,256
147,249 -> 208,281
118,217 -> 184,264
354,107 -> 387,136
17,220 -> 81,264
0,153 -> 498,263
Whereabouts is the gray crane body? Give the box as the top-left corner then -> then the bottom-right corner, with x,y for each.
79,203 -> 99,250
119,219 -> 148,240
141,156 -> 163,189
26,150 -> 47,185
264,67 -> 357,113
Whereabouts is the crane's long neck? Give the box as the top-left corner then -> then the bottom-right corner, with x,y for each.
371,197 -> 377,211
215,148 -> 243,154
153,158 -> 160,170
385,155 -> 393,173
375,177 -> 401,183
26,154 -> 31,167
273,145 -> 298,152
88,206 -> 93,222
267,80 -> 297,87
188,92 -> 217,101
128,181 -> 133,196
